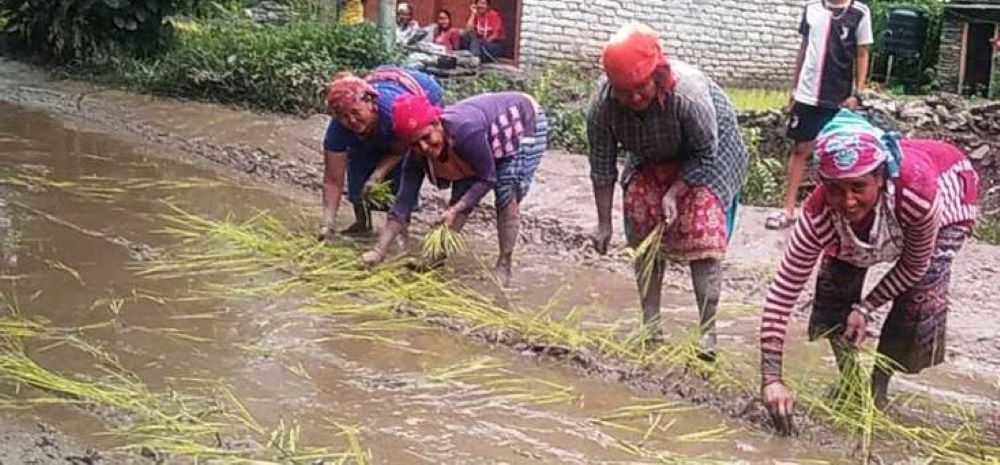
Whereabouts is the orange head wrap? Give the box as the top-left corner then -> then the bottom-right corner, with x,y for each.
601,23 -> 673,93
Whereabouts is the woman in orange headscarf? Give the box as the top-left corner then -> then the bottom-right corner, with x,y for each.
587,23 -> 749,357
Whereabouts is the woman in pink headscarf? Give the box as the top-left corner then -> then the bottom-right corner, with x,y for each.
759,110 -> 979,434
359,91 -> 547,287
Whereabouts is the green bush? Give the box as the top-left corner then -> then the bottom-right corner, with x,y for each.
0,0 -> 183,63
447,63 -> 593,153
867,0 -> 945,92
739,127 -> 784,207
113,19 -> 395,114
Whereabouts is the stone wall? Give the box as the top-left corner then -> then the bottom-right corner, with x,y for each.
937,16 -> 964,94
517,0 -> 802,88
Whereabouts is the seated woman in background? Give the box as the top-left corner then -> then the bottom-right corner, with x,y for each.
423,9 -> 461,51
461,0 -> 505,62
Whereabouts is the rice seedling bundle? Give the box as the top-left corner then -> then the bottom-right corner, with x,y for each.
365,181 -> 395,210
630,224 -> 664,296
421,225 -> 466,262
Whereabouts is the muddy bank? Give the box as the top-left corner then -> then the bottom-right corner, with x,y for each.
0,417 -> 105,465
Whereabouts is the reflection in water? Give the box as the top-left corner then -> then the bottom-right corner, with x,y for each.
0,183 -> 20,268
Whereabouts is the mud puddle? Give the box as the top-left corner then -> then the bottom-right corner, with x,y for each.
0,104 -> 848,463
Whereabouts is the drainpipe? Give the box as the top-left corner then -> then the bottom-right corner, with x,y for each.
378,0 -> 396,52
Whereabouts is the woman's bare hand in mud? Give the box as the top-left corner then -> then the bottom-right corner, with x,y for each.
591,223 -> 612,255
762,381 -> 796,436
359,249 -> 385,268
842,309 -> 868,348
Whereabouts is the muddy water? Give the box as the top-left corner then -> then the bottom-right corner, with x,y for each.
0,104 -> 846,463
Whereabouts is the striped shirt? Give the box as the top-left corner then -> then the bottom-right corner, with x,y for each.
760,140 -> 979,384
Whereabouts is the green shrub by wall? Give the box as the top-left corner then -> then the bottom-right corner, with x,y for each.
113,19 -> 395,114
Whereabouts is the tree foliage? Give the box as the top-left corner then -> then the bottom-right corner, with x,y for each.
0,0 -> 188,62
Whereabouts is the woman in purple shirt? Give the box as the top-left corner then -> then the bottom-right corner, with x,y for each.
360,92 -> 548,286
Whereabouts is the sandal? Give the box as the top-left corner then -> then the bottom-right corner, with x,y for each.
765,211 -> 796,230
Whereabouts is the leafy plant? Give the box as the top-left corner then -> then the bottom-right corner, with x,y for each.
739,127 -> 784,207
115,19 -> 395,113
866,0 -> 946,93
0,0 -> 184,63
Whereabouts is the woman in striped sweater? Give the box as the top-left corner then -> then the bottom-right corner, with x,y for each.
760,110 -> 979,432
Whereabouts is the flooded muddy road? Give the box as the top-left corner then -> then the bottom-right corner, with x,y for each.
0,104 -> 848,463
0,57 -> 997,463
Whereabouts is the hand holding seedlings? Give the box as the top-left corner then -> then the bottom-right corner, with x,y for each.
438,207 -> 460,229
762,381 -> 796,436
841,308 -> 868,348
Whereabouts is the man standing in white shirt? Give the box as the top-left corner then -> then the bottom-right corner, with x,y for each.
766,0 -> 873,230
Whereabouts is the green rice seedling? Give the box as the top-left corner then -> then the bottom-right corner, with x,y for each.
675,425 -> 736,443
628,224 -> 664,296
43,259 -> 83,285
425,356 -> 506,382
365,181 -> 395,210
421,225 -> 466,263
143,208 -> 997,463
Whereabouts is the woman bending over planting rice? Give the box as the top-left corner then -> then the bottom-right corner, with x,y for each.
320,66 -> 443,239
359,91 -> 548,287
587,23 -> 749,358
760,110 -> 979,433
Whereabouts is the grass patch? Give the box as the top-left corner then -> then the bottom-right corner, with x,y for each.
724,88 -> 788,113
974,217 -> 1000,245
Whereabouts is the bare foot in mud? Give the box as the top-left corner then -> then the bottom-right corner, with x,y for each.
492,260 -> 512,288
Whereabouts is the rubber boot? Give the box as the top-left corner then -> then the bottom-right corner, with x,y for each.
341,203 -> 372,237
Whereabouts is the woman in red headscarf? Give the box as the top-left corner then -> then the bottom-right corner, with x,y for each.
759,110 -> 979,434
359,91 -> 547,287
587,23 -> 749,358
320,66 -> 443,239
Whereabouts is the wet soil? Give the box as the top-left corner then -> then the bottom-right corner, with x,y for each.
0,57 -> 997,462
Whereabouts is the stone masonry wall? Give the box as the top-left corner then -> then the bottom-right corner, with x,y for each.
517,0 -> 802,88
937,17 -> 964,94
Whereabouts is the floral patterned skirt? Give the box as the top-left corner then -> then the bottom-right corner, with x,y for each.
622,162 -> 730,263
